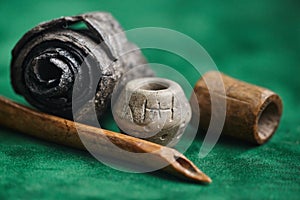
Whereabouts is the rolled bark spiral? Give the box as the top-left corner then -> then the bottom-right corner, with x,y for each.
11,12 -> 153,119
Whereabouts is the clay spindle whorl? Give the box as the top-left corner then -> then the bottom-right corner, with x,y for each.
113,77 -> 192,147
11,12 -> 153,120
193,71 -> 283,144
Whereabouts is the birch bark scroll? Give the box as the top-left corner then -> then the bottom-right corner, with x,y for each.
10,12 -> 153,120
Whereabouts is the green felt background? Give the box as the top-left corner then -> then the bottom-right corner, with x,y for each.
0,0 -> 299,199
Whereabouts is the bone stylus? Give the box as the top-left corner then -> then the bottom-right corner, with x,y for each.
0,96 -> 211,184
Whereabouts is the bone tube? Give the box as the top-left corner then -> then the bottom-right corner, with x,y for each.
193,71 -> 283,144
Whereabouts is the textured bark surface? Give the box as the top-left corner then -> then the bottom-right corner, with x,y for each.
10,12 -> 153,120
194,71 -> 283,144
113,78 -> 191,146
0,96 -> 211,183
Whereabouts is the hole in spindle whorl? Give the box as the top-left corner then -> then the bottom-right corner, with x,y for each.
140,83 -> 168,91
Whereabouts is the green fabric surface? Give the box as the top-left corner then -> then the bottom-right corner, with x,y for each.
0,0 -> 299,199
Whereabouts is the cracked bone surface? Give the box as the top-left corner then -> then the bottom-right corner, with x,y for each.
113,77 -> 191,147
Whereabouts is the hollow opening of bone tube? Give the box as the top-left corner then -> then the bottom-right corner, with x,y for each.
257,102 -> 280,140
140,83 -> 168,91
33,59 -> 63,85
